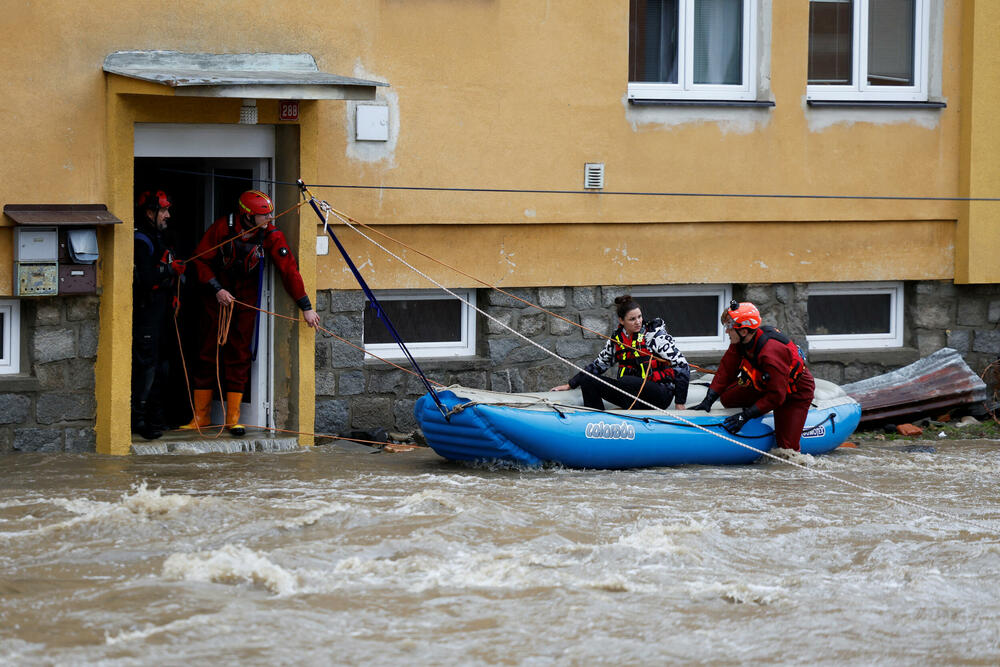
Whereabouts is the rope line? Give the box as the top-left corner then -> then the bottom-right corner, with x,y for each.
322,200 -> 994,533
321,203 -> 714,375
159,167 -> 1000,203
230,298 -> 447,389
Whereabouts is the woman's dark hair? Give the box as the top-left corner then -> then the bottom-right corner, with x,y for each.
614,294 -> 641,319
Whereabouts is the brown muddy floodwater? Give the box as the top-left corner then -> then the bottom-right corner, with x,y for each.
1,439 -> 1000,665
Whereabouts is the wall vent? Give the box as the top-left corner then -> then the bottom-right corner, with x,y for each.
584,163 -> 605,190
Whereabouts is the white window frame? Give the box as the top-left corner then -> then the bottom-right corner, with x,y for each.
632,284 -> 733,352
0,299 -> 21,375
628,0 -> 758,102
806,281 -> 903,350
806,0 -> 930,102
363,289 -> 477,359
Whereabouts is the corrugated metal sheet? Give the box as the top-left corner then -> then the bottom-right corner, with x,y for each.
841,348 -> 989,423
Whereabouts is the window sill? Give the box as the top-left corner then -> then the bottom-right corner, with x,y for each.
806,100 -> 946,110
807,347 -> 920,366
0,374 -> 40,392
363,356 -> 489,370
629,99 -> 775,108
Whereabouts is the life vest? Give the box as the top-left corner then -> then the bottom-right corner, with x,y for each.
613,328 -> 675,384
737,326 -> 806,393
134,229 -> 174,292
218,214 -> 274,275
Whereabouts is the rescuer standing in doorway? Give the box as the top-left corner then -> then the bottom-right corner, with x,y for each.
183,190 -> 320,435
132,189 -> 185,440
691,300 -> 816,452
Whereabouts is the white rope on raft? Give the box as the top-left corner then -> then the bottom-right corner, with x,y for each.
319,199 -> 996,533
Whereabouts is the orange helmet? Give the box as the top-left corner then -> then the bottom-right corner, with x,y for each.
722,300 -> 761,330
238,190 -> 274,216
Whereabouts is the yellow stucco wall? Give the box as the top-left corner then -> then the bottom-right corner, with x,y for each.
958,0 -> 1000,284
0,0 -> 997,452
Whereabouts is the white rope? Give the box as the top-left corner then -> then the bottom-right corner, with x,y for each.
321,200 -> 995,533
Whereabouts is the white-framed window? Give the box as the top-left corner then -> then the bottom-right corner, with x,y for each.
807,0 -> 930,102
363,289 -> 477,359
0,299 -> 21,375
807,281 -> 904,350
628,0 -> 758,101
631,284 -> 733,352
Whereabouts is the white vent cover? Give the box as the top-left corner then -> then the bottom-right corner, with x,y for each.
239,99 -> 258,125
584,163 -> 605,190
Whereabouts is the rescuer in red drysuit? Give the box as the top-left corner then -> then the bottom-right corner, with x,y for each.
691,300 -> 815,451
182,190 -> 320,435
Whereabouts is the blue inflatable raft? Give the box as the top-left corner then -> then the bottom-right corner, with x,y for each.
414,380 -> 862,468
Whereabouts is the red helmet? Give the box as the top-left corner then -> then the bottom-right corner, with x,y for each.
238,190 -> 274,216
723,300 -> 761,330
137,190 -> 171,211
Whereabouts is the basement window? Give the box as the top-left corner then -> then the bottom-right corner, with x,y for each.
0,300 -> 21,375
807,281 -> 903,349
363,289 -> 477,359
631,285 -> 733,352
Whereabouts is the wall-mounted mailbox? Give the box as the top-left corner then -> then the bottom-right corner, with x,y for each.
16,227 -> 58,262
14,227 -> 59,296
4,204 -> 121,297
66,229 -> 99,264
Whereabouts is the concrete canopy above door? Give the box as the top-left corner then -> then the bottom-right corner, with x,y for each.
103,51 -> 386,100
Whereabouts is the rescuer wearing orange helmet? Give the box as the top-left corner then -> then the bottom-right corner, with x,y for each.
182,190 -> 320,435
691,300 -> 816,451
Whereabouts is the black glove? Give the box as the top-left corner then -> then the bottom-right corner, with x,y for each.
722,405 -> 762,435
691,389 -> 719,412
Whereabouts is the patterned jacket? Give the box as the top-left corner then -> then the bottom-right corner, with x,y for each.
570,317 -> 690,404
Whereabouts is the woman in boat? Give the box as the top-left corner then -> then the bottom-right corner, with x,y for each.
690,300 -> 815,451
551,294 -> 689,411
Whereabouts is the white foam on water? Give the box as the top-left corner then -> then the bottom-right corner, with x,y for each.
687,579 -> 787,605
162,544 -> 299,596
615,521 -> 706,555
120,481 -> 197,516
396,489 -> 466,514
0,482 -> 208,540
275,501 -> 352,530
104,615 -> 205,646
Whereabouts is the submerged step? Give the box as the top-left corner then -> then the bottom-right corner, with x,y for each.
131,436 -> 300,455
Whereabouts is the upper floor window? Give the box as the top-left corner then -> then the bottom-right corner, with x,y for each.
807,0 -> 929,102
0,299 -> 21,375
363,289 -> 477,359
631,284 -> 733,352
628,0 -> 757,101
806,282 -> 904,350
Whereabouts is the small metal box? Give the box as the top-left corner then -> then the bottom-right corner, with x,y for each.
15,227 -> 59,262
16,263 -> 59,296
356,105 -> 389,141
59,264 -> 96,294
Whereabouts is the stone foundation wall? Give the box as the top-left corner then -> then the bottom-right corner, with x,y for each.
0,296 -> 99,453
314,281 -> 1000,436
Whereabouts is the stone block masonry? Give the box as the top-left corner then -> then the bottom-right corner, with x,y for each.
0,296 -> 99,453
313,282 -> 1000,438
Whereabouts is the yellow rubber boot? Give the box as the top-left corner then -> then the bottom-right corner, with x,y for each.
225,392 -> 246,436
180,389 -> 213,430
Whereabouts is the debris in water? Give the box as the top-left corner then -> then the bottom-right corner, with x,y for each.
842,348 -> 988,425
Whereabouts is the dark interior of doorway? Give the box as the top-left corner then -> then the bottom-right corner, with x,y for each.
133,158 -> 263,428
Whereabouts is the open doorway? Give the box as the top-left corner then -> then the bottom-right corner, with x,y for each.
133,125 -> 276,434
